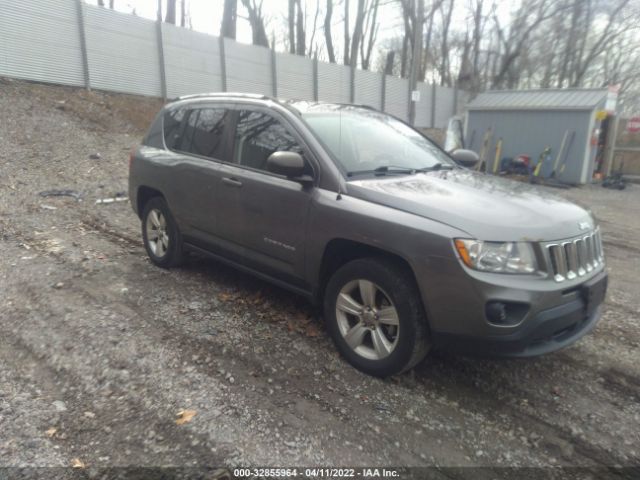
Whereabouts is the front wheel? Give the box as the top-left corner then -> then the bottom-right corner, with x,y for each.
324,258 -> 430,377
141,196 -> 184,268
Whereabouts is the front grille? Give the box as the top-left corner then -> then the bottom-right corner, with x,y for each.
546,229 -> 604,282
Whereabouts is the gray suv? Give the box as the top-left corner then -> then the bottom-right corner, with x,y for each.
129,93 -> 608,377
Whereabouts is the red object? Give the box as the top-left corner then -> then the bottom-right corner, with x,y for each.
627,117 -> 640,133
514,154 -> 530,167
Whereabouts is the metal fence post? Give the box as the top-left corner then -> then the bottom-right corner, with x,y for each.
76,0 -> 91,90
381,74 -> 386,112
219,36 -> 227,92
430,83 -> 437,128
452,84 -> 459,117
270,48 -> 277,98
407,79 -> 414,125
156,21 -> 167,99
313,56 -> 319,101
349,65 -> 355,103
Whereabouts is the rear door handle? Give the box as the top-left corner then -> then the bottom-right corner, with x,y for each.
222,177 -> 243,188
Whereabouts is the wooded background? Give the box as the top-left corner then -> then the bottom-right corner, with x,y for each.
132,0 -> 640,116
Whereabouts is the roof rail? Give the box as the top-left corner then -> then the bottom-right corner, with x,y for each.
173,92 -> 272,102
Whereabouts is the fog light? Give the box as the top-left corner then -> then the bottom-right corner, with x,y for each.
485,301 -> 529,326
486,302 -> 508,324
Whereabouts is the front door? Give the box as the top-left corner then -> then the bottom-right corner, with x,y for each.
216,109 -> 315,283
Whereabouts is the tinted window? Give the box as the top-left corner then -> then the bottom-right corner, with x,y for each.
233,110 -> 308,173
188,108 -> 228,159
163,107 -> 187,149
166,107 -> 229,160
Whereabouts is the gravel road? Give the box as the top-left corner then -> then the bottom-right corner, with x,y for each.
1,79 -> 639,477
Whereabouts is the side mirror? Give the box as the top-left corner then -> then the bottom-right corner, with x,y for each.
266,151 -> 311,182
451,149 -> 480,168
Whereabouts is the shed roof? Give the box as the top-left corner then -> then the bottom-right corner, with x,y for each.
467,88 -> 608,112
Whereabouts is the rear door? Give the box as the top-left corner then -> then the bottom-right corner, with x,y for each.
162,104 -> 234,244
216,107 -> 316,284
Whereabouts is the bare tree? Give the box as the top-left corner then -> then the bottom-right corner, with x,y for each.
491,0 -> 567,88
348,0 -> 366,67
240,0 -> 270,48
288,0 -> 296,53
165,0 -> 177,24
221,0 -> 237,39
343,0 -> 351,65
438,0 -> 454,85
324,0 -> 336,63
360,0 -> 380,70
307,0 -> 322,56
295,0 -> 306,55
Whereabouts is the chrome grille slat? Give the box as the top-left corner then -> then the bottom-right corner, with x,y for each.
546,229 -> 604,282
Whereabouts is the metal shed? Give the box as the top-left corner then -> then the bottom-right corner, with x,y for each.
465,89 -> 609,184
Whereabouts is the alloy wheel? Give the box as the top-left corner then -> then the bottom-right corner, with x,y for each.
335,279 -> 400,360
145,208 -> 169,258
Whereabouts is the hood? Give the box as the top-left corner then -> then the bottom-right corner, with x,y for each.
347,169 -> 594,242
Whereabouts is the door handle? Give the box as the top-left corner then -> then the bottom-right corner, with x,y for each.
222,177 -> 243,188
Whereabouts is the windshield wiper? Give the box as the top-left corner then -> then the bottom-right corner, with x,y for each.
347,163 -> 455,177
372,166 -> 417,176
416,163 -> 455,172
347,166 -> 417,177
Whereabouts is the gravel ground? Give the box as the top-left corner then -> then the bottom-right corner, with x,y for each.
1,79 -> 639,477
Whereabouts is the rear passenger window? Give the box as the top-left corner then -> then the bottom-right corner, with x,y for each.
233,110 -> 308,173
165,107 -> 229,161
188,108 -> 228,159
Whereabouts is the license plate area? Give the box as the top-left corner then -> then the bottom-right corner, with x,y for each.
581,274 -> 607,317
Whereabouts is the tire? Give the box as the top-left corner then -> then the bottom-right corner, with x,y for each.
324,257 -> 430,377
141,196 -> 184,268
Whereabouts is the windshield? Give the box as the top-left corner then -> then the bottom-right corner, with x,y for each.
302,108 -> 454,176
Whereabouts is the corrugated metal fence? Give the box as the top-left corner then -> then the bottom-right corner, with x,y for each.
0,0 -> 465,128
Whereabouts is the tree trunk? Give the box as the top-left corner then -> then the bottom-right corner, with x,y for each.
165,0 -> 176,24
360,0 -> 380,70
343,0 -> 350,65
349,0 -> 366,68
439,0 -> 454,85
180,0 -> 186,27
288,0 -> 296,53
409,0 -> 424,124
324,0 -> 336,63
295,0 -> 306,56
221,0 -> 237,39
241,0 -> 269,48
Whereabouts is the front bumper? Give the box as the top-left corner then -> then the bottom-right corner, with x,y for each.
431,271 -> 608,357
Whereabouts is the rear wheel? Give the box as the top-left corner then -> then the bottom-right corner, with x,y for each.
141,196 -> 184,268
324,258 -> 430,377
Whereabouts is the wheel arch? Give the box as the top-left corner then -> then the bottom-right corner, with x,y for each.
136,186 -> 164,219
315,238 -> 424,313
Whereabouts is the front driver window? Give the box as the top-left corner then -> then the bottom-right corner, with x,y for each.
233,110 -> 311,175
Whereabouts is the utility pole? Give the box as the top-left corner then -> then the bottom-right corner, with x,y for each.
408,0 -> 424,125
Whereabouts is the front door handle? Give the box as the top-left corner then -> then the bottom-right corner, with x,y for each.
222,177 -> 243,188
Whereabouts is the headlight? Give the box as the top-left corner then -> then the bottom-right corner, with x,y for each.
454,239 -> 537,274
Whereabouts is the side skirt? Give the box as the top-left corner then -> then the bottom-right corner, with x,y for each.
184,242 -> 315,302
